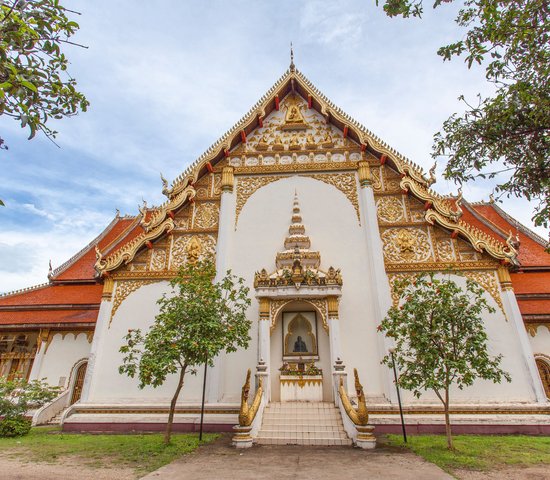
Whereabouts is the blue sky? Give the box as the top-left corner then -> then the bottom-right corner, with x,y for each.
0,0 -> 546,293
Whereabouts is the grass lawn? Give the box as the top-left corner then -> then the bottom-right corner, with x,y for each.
387,434 -> 550,473
0,426 -> 218,475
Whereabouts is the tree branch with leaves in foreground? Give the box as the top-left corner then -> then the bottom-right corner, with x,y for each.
119,259 -> 251,444
379,273 -> 511,449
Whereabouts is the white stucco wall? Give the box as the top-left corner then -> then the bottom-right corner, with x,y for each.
395,273 -> 538,404
530,326 -> 550,356
83,175 -> 540,407
85,281 -> 207,404
38,333 -> 91,388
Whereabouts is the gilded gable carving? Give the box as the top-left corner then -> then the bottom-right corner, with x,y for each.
150,249 -> 167,271
376,197 -> 405,223
435,239 -> 455,262
170,234 -> 216,269
381,227 -> 433,263
193,202 -> 219,229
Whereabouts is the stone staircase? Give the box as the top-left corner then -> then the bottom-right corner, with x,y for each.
256,402 -> 351,446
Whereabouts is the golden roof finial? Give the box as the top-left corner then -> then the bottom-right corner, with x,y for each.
290,42 -> 295,72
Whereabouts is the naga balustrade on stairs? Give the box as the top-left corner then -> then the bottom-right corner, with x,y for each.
232,367 -> 268,448
336,366 -> 377,449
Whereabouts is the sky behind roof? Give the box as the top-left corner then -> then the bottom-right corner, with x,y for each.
0,0 -> 546,293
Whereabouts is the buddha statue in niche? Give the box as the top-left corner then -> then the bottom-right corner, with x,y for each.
256,134 -> 269,151
305,133 -> 316,149
321,130 -> 334,148
272,134 -> 285,151
288,132 -> 301,150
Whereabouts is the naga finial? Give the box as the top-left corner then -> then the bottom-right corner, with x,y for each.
94,244 -> 103,263
506,230 -> 520,254
160,173 -> 171,198
139,199 -> 148,218
489,193 -> 495,204
115,208 -> 120,218
47,259 -> 53,279
427,161 -> 437,187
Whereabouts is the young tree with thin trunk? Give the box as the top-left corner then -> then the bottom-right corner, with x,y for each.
119,259 -> 251,445
379,273 -> 511,449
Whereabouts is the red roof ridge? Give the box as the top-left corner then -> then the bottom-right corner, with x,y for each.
50,212 -> 130,280
0,282 -> 50,299
478,202 -> 548,248
463,201 -> 509,240
101,215 -> 142,257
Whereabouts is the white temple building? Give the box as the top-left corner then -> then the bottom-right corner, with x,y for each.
1,63 -> 549,442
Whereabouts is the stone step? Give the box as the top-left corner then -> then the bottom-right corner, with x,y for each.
258,430 -> 348,439
258,402 -> 350,447
256,436 -> 352,446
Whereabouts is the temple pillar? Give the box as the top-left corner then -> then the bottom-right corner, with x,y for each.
357,161 -> 396,402
208,166 -> 236,403
28,328 -> 50,381
258,298 -> 271,400
498,266 -> 546,403
80,278 -> 114,402
327,296 -> 342,368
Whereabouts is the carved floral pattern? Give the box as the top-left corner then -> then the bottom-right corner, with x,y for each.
170,234 -> 217,269
435,239 -> 455,262
377,197 -> 405,223
150,249 -> 167,271
193,202 -> 219,229
382,228 -> 433,263
269,298 -> 328,334
464,270 -> 505,316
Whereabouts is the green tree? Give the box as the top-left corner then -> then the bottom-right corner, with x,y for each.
119,259 -> 252,445
0,377 -> 61,437
379,273 -> 511,449
0,0 -> 89,146
378,0 -> 550,229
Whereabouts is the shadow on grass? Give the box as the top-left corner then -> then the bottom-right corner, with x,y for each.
0,426 -> 219,475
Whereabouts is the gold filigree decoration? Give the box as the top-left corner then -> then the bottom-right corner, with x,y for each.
235,175 -> 290,226
435,239 -> 456,262
110,280 -> 158,326
301,173 -> 360,223
193,202 -> 219,229
170,234 -> 216,269
425,209 -> 517,265
386,273 -> 415,305
150,249 -> 167,271
377,197 -> 405,223
371,166 -> 382,191
464,270 -> 505,316
382,228 -> 433,263
269,298 -> 328,334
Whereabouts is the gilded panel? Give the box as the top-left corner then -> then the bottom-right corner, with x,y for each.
376,196 -> 405,223
381,227 -> 433,263
170,234 -> 217,269
193,202 -> 219,229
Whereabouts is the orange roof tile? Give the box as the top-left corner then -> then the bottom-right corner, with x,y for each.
0,309 -> 98,325
471,204 -> 549,268
511,272 -> 550,294
52,216 -> 137,282
0,284 -> 102,306
516,299 -> 550,316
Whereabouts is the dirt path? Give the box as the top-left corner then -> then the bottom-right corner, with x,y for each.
141,436 -> 453,480
0,453 -> 136,480
455,466 -> 550,480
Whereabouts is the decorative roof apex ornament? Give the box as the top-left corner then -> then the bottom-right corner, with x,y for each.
290,41 -> 295,72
